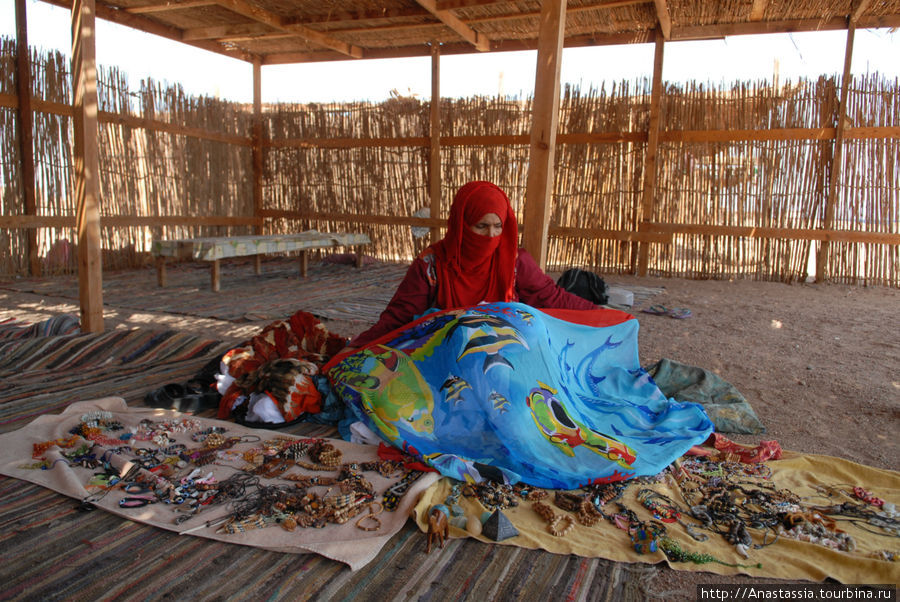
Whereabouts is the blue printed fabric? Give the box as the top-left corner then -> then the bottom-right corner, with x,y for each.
326,302 -> 714,489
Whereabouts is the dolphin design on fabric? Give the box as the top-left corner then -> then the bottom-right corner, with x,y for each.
457,326 -> 529,373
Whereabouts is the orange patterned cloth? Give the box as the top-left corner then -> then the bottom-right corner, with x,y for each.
217,311 -> 347,421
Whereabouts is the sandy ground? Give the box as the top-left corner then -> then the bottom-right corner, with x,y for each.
1,273 -> 897,595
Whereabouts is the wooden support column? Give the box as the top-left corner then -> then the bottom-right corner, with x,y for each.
522,0 -> 566,270
252,58 -> 263,273
71,0 -> 104,332
15,0 -> 40,277
816,19 -> 856,283
429,42 -> 442,243
636,30 -> 665,276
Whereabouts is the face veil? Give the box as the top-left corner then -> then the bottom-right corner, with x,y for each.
432,181 -> 519,309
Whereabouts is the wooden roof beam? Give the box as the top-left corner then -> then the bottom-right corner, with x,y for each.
674,14 -> 900,40
652,0 -> 672,39
327,1 -> 652,36
414,0 -> 491,51
224,1 -> 651,43
41,0 -> 258,61
182,23 -> 272,41
435,0 -> 648,9
295,7 -> 430,26
261,29 -> 658,64
464,1 -> 650,26
749,0 -> 768,21
851,0 -> 872,23
436,0 -> 510,8
126,1 -> 216,15
294,0 -> 646,28
210,0 -> 364,58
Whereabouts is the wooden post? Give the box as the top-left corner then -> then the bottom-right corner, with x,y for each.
71,0 -> 104,332
15,0 -> 40,277
812,79 -> 836,281
211,259 -> 221,292
299,251 -> 308,278
637,30 -> 665,276
156,257 -> 167,287
252,57 -> 263,236
429,42 -> 442,244
816,20 -> 855,283
252,58 -> 264,274
522,0 -> 566,270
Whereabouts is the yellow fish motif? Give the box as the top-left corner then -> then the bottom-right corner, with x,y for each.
340,345 -> 435,440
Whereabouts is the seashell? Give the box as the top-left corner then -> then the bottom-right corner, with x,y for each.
466,515 -> 482,536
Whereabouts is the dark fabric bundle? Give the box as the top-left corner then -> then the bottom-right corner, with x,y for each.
556,268 -> 609,306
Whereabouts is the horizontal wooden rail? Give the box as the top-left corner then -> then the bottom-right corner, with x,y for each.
644,223 -> 900,245
262,127 -> 898,149
0,215 -> 261,228
4,213 -> 896,246
266,136 -> 430,149
549,226 -> 671,243
3,92 -> 897,149
0,93 -> 252,146
260,209 -> 446,228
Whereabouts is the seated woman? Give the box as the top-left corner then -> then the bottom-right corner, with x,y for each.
347,180 -> 596,349
325,181 -> 712,489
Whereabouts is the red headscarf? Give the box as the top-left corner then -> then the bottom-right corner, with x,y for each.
431,181 -> 518,309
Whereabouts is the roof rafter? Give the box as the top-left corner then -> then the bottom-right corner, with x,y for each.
652,0 -> 672,39
263,29 -> 660,65
674,14 -> 900,40
435,0 -> 508,9
41,0 -> 257,61
749,0 -> 768,21
182,0 -> 652,44
182,22 -> 272,41
126,1 -> 216,15
323,1 -> 652,36
210,0 -> 364,58
850,0 -> 873,22
414,0 -> 490,51
291,6 -> 430,26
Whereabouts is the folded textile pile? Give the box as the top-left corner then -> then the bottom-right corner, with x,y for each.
216,311 -> 347,425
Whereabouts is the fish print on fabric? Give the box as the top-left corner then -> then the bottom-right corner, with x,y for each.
326,302 -> 713,489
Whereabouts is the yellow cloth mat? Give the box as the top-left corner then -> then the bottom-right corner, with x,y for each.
413,451 -> 899,584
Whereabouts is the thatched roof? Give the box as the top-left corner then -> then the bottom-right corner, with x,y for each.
37,0 -> 900,65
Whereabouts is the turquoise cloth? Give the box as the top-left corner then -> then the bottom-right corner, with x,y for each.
326,303 -> 714,489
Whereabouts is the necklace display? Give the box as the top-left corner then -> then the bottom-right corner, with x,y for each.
28,413 -> 428,535
25,412 -> 897,563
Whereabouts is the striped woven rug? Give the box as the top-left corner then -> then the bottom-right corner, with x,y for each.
0,319 -> 654,601
0,325 -> 229,433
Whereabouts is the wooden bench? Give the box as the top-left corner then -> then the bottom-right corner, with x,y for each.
151,230 -> 372,292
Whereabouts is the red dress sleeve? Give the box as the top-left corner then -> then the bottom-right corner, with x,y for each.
348,257 -> 436,347
514,248 -> 597,310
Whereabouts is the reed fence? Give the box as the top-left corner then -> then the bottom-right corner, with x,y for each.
1,38 -> 897,285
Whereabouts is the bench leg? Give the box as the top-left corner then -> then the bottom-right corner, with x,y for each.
255,255 -> 262,275
299,251 -> 308,278
156,257 -> 167,287
211,259 -> 221,292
